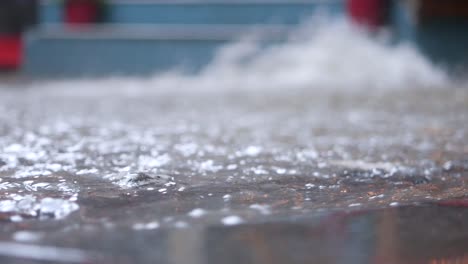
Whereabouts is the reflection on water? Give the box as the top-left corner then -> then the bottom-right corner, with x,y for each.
2,204 -> 467,263
429,256 -> 468,264
151,205 -> 468,264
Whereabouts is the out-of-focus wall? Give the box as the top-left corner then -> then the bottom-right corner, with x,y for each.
24,0 -> 344,77
390,0 -> 468,73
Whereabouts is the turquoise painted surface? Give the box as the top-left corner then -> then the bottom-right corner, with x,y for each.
389,1 -> 416,42
24,38 -> 225,76
39,2 -> 344,25
26,1 -> 345,77
106,3 -> 343,24
39,3 -> 62,24
32,1 -> 468,77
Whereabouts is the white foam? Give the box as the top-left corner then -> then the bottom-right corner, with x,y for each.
188,208 -> 207,218
132,221 -> 160,230
13,231 -> 42,242
0,242 -> 91,263
197,19 -> 448,91
249,204 -> 271,215
0,195 -> 79,220
221,215 -> 244,226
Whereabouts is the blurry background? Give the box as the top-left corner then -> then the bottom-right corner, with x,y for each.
0,0 -> 467,78
0,3 -> 467,263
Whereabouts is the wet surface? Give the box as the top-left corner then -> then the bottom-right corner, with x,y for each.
3,203 -> 468,264
0,85 -> 467,263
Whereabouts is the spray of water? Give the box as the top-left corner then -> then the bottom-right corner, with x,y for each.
25,17 -> 450,94
196,19 -> 448,91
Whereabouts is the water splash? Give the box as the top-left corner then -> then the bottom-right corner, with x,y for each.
194,19 -> 448,90
0,195 -> 79,221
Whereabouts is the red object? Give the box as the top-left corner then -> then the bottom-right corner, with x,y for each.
0,34 -> 22,70
65,0 -> 99,25
347,0 -> 386,27
438,199 -> 468,208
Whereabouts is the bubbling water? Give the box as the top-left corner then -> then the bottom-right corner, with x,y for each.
197,19 -> 448,91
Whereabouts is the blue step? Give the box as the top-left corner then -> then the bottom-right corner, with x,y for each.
23,24 -> 292,77
40,0 -> 344,25
25,36 -> 224,77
